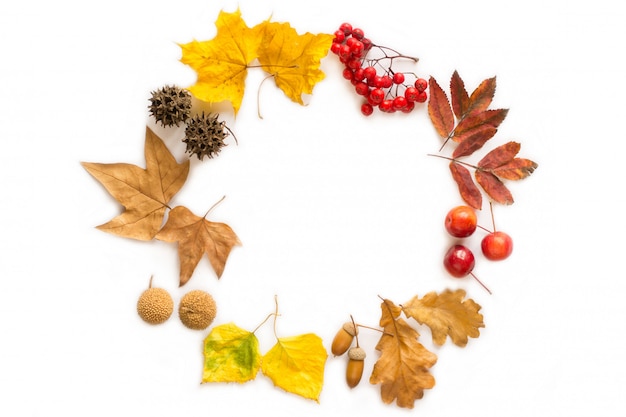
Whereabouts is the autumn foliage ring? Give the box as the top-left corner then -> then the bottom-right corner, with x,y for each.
81,8 -> 538,411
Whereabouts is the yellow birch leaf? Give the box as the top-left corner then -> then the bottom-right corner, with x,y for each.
179,9 -> 263,114
256,21 -> 333,104
81,127 -> 189,241
202,323 -> 261,384
154,205 -> 241,286
261,333 -> 327,402
402,289 -> 485,347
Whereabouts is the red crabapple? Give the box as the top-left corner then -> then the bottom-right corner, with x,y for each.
443,244 -> 475,277
445,206 -> 477,238
481,231 -> 513,261
443,244 -> 491,294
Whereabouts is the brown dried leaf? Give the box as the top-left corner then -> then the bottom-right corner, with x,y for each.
467,76 -> 496,115
427,76 -> 455,139
450,162 -> 482,209
450,70 -> 470,119
452,125 -> 498,159
81,127 -> 190,240
454,109 -> 509,142
477,141 -> 521,169
155,205 -> 241,286
475,170 -> 514,205
401,289 -> 484,347
369,299 -> 437,409
478,141 -> 538,180
493,158 -> 538,180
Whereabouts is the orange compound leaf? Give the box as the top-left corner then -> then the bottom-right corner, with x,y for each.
450,70 -> 470,119
369,299 -> 437,409
449,161 -> 482,210
452,124 -> 498,159
255,20 -> 334,105
427,76 -> 455,139
402,289 -> 484,348
155,205 -> 241,286
179,9 -> 264,114
467,76 -> 497,116
477,140 -> 521,169
475,170 -> 514,205
478,141 -> 538,180
492,158 -> 538,180
453,109 -> 509,143
81,127 -> 189,241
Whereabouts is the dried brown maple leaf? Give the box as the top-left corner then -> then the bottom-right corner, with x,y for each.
369,298 -> 437,409
81,127 -> 190,240
401,289 -> 484,347
155,204 -> 240,286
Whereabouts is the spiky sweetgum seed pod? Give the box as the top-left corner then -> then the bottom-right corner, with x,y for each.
178,290 -> 217,330
183,112 -> 230,160
148,85 -> 192,127
137,287 -> 174,325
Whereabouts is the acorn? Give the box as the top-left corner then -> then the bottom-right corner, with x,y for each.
148,85 -> 192,127
136,277 -> 173,325
183,112 -> 232,160
178,290 -> 217,330
346,346 -> 366,388
331,321 -> 359,356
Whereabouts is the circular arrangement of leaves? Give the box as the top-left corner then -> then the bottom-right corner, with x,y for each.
81,8 -> 538,410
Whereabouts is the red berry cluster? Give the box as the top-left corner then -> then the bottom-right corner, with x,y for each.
330,22 -> 428,116
442,205 -> 514,294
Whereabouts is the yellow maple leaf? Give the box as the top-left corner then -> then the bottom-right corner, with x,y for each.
155,205 -> 241,286
369,299 -> 437,409
402,289 -> 485,347
179,9 -> 263,114
81,127 -> 189,241
255,21 -> 334,105
202,323 -> 261,384
261,333 -> 327,402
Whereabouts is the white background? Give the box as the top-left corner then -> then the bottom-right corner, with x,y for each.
1,0 -> 624,416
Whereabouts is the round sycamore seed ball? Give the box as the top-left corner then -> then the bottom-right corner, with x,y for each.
178,290 -> 217,330
137,287 -> 174,325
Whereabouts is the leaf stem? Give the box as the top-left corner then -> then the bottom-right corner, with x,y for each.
256,73 -> 277,120
426,153 -> 478,170
204,195 -> 226,218
272,295 -> 280,339
251,312 -> 276,334
247,64 -> 298,70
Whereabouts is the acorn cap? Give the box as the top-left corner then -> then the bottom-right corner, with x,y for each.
178,290 -> 217,330
348,346 -> 366,361
342,321 -> 359,336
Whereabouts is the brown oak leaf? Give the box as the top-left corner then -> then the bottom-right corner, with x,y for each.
81,127 -> 189,240
401,289 -> 484,347
369,299 -> 437,409
155,205 -> 241,286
